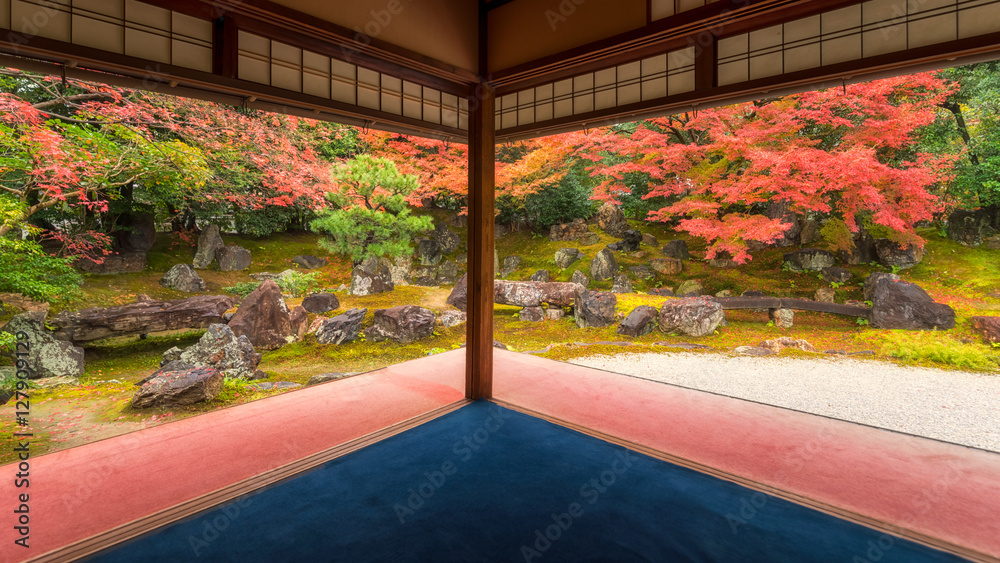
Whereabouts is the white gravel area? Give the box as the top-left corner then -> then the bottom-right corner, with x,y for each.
570,352 -> 1000,452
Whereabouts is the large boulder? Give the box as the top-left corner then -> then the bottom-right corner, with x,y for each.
293,255 -> 327,270
658,297 -> 724,337
446,274 -> 469,311
131,366 -> 223,409
874,240 -> 925,270
590,248 -> 618,282
216,245 -> 252,271
617,306 -> 658,337
519,306 -> 545,322
48,295 -> 234,343
799,218 -> 821,246
574,288 -> 617,328
863,272 -> 900,302
193,225 -> 225,269
161,264 -> 206,292
661,240 -> 690,260
228,279 -> 296,350
76,252 -> 147,275
289,306 -> 309,340
676,280 -> 704,297
315,308 -> 367,345
176,323 -> 261,379
821,267 -> 853,284
607,230 -> 642,252
434,222 -> 461,254
947,209 -> 992,246
571,270 -> 591,288
549,219 -> 591,242
530,270 -> 550,282
596,202 -> 629,237
769,308 -> 794,328
765,201 -> 801,247
350,258 -> 394,296
629,265 -> 654,280
783,249 -> 835,272
649,258 -> 682,276
114,212 -> 157,253
870,279 -> 955,330
1,312 -> 85,379
495,281 -> 581,307
969,316 -> 1000,344
555,248 -> 585,269
302,293 -> 340,314
366,306 -> 436,343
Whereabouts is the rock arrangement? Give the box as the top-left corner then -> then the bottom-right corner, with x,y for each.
549,218 -> 591,242
193,225 -> 225,269
350,257 -> 394,296
618,306 -> 658,337
783,249 -> 835,272
302,293 -> 340,314
315,308 -> 367,345
596,202 -> 629,237
574,289 -> 617,328
867,275 -> 954,330
590,248 -> 618,281
216,245 -> 252,271
606,230 -> 642,252
555,248 -> 585,269
658,297 -> 724,337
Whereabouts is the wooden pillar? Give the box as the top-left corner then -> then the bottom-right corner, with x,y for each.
465,84 -> 495,400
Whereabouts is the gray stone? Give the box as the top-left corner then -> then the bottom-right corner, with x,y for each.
495,281 -> 581,307
555,248 -> 585,269
715,290 -> 733,298
315,308 -> 367,345
863,272 -> 900,302
438,261 -> 460,284
519,306 -> 545,322
228,280 -> 296,350
642,233 -> 658,247
676,280 -> 704,297
799,218 -> 821,246
418,239 -> 443,266
350,258 -> 394,296
661,240 -> 690,260
366,306 -> 436,343
162,346 -> 184,364
590,248 -> 618,281
549,219 -> 590,242
821,267 -> 853,284
293,255 -> 327,270
379,256 -> 412,285
49,295 -> 234,343
579,233 -> 600,246
530,270 -> 550,282
434,223 -> 461,254
734,346 -> 777,356
629,265 -> 655,280
618,306 -> 658,337
160,264 -> 206,292
769,308 -> 794,328
838,230 -> 877,265
611,274 -> 633,294
1,312 -> 85,379
574,289 -> 617,328
874,240 -> 925,270
766,201 -> 801,247
546,308 -> 565,321
783,249 -> 835,272
760,337 -> 816,353
446,274 -> 469,311
439,310 -> 467,328
193,225 -> 224,269
500,255 -> 522,278
607,230 -> 642,252
216,245 -> 252,271
658,297 -> 724,337
947,209 -> 992,246
709,257 -> 738,269
596,202 -> 629,237
649,258 -> 682,276
302,293 -> 340,314
176,324 -> 261,380
571,270 -> 591,288
248,381 -> 301,392
131,366 -> 223,409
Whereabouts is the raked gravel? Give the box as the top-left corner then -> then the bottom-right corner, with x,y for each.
570,352 -> 1000,452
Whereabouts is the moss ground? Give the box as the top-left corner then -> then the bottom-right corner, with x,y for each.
3,213 -> 999,462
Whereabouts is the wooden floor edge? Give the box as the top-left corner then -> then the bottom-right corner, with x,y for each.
488,398 -> 997,563
28,399 -> 472,563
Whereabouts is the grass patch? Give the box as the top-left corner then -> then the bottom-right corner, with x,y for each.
866,330 -> 1000,371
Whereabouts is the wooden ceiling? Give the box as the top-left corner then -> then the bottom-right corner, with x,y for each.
1,0 -> 999,141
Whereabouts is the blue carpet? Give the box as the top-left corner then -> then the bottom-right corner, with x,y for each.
91,402 -> 965,562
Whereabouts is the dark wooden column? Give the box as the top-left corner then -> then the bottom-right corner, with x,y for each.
465,83 -> 495,400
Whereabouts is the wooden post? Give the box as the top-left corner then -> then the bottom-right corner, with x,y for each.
465,84 -> 495,400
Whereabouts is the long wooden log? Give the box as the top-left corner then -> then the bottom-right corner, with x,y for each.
715,297 -> 870,317
49,295 -> 235,343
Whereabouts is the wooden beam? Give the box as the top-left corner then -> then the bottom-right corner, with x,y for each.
466,3 -> 495,401
213,15 -> 238,79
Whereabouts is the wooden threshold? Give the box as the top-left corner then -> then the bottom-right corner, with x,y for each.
28,400 -> 472,563
489,398 -> 997,563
